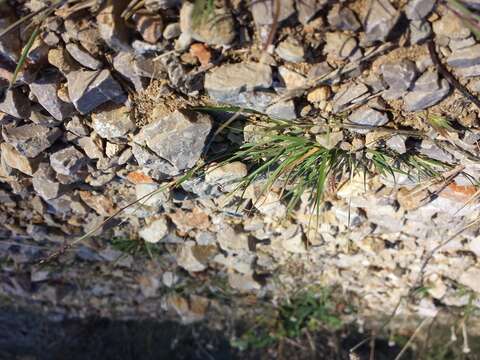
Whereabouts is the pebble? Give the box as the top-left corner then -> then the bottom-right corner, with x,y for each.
67,69 -> 126,114
446,44 -> 480,68
251,0 -> 295,25
327,5 -> 361,31
133,14 -> 164,44
176,240 -> 215,272
49,146 -> 88,180
0,89 -> 31,119
324,32 -> 357,60
2,124 -> 62,158
91,105 -> 136,139
278,66 -> 307,89
205,162 -> 247,191
139,218 -> 169,243
163,22 -> 181,39
332,83 -> 369,113
432,11 -> 471,40
404,79 -> 450,111
96,0 -> 130,51
409,20 -> 432,44
66,43 -> 102,70
307,86 -> 331,103
0,142 -> 39,175
112,52 -> 145,92
0,4 -> 21,64
380,59 -> 417,92
32,163 -> 62,200
266,100 -> 296,120
348,106 -> 389,133
275,36 -> 305,63
297,0 -> 327,24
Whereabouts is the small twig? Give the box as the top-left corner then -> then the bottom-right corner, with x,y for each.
394,317 -> 430,360
427,39 -> 480,109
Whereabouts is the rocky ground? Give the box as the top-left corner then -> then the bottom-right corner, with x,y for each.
2,0 -> 480,358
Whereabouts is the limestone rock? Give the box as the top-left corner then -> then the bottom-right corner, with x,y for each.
2,124 -> 62,158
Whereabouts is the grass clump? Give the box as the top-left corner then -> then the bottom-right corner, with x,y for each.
110,237 -> 161,259
232,287 -> 346,350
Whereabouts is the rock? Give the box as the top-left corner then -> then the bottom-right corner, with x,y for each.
0,88 -> 31,119
297,0 -> 327,24
419,140 -> 455,163
77,136 -> 103,159
163,22 -> 181,39
410,20 -> 432,44
78,190 -> 116,216
29,71 -> 75,121
47,48 -> 78,75
228,272 -> 262,292
96,0 -> 130,51
134,109 -> 211,173
0,142 -> 39,175
2,124 -> 62,158
131,143 -> 176,180
169,208 -> 210,233
449,37 -> 476,50
446,44 -> 480,68
278,66 -> 307,89
386,135 -> 407,154
404,79 -> 450,111
136,183 -> 168,207
433,11 -> 471,40
206,161 -> 247,191
32,163 -> 62,200
65,116 -> 90,137
0,5 -> 21,64
316,131 -> 343,149
49,146 -> 88,180
307,86 -> 331,103
281,229 -> 306,253
176,240 -> 216,272
364,0 -> 399,43
204,62 -> 272,102
308,62 -> 333,80
411,69 -> 440,92
162,271 -> 179,287
327,5 -> 361,31
266,100 -> 296,120
112,52 -> 145,92
458,267 -> 480,292
276,36 -> 305,63
139,217 -> 169,243
67,69 -> 126,114
405,0 -> 435,20
91,105 -> 135,139
133,14 -> 163,44
65,43 -> 102,70
332,83 -> 369,113
165,294 -> 209,324
180,2 -> 235,45
348,106 -> 389,132
251,0 -> 295,25
380,59 -> 416,92
145,0 -> 181,10
324,32 -> 357,60
189,43 -> 212,67
469,236 -> 480,256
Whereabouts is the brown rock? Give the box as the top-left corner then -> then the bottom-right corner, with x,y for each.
0,143 -> 39,175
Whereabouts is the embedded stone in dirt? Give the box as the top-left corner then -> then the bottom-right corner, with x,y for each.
204,62 -> 272,102
332,83 -> 369,113
446,44 -> 480,68
67,69 -> 126,114
328,5 -> 361,31
91,105 -> 135,139
176,240 -> 215,272
404,79 -> 450,111
134,109 -> 212,172
2,124 -> 62,158
380,59 -> 417,92
348,106 -> 389,132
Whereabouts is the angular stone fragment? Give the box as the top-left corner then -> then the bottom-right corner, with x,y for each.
30,71 -> 75,120
405,0 -> 435,20
139,218 -> 169,243
204,62 -> 272,102
328,5 -> 361,31
0,88 -> 31,119
404,79 -> 450,111
32,163 -> 62,200
0,4 -> 21,64
380,59 -> 417,91
67,69 -> 126,114
66,43 -> 102,70
348,106 -> 389,133
134,109 -> 212,173
176,240 -> 216,272
251,0 -> 295,25
276,36 -> 305,63
410,20 -> 432,44
433,11 -> 471,40
266,100 -> 296,120
96,0 -> 130,51
297,0 -> 327,24
324,32 -> 357,60
2,124 -> 62,158
50,146 -> 88,180
447,44 -> 480,68
364,0 -> 399,43
332,83 -> 369,113
91,105 -> 135,139
0,142 -> 39,175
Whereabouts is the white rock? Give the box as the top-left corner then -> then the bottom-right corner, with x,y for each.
139,218 -> 169,243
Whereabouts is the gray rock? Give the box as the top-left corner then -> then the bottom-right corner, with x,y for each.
324,32 -> 357,60
296,0 -> 327,24
410,20 -> 432,44
67,69 -> 126,114
113,52 -> 145,92
455,64 -> 480,77
30,71 -> 75,121
139,218 -> 169,243
96,0 -> 131,51
386,135 -> 407,154
405,0 -> 435,20
332,83 -> 369,113
131,143 -> 177,179
65,116 -> 90,137
266,100 -> 296,120
32,163 -> 62,200
413,69 -> 440,92
419,140 -> 456,163
251,0 -> 295,25
204,62 -> 272,102
364,0 -> 399,43
2,124 -> 62,158
163,22 -> 181,39
308,62 -> 333,80
276,36 -> 305,63
180,2 -> 235,45
404,79 -> 450,111
433,11 -> 471,40
134,109 -> 212,173
91,105 -> 135,139
66,43 -> 102,70
380,59 -> 416,91
0,88 -> 31,119
447,44 -> 480,67
449,37 -> 476,50
348,106 -> 389,133
145,0 -> 181,10
327,5 -> 361,31
50,146 -> 88,180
